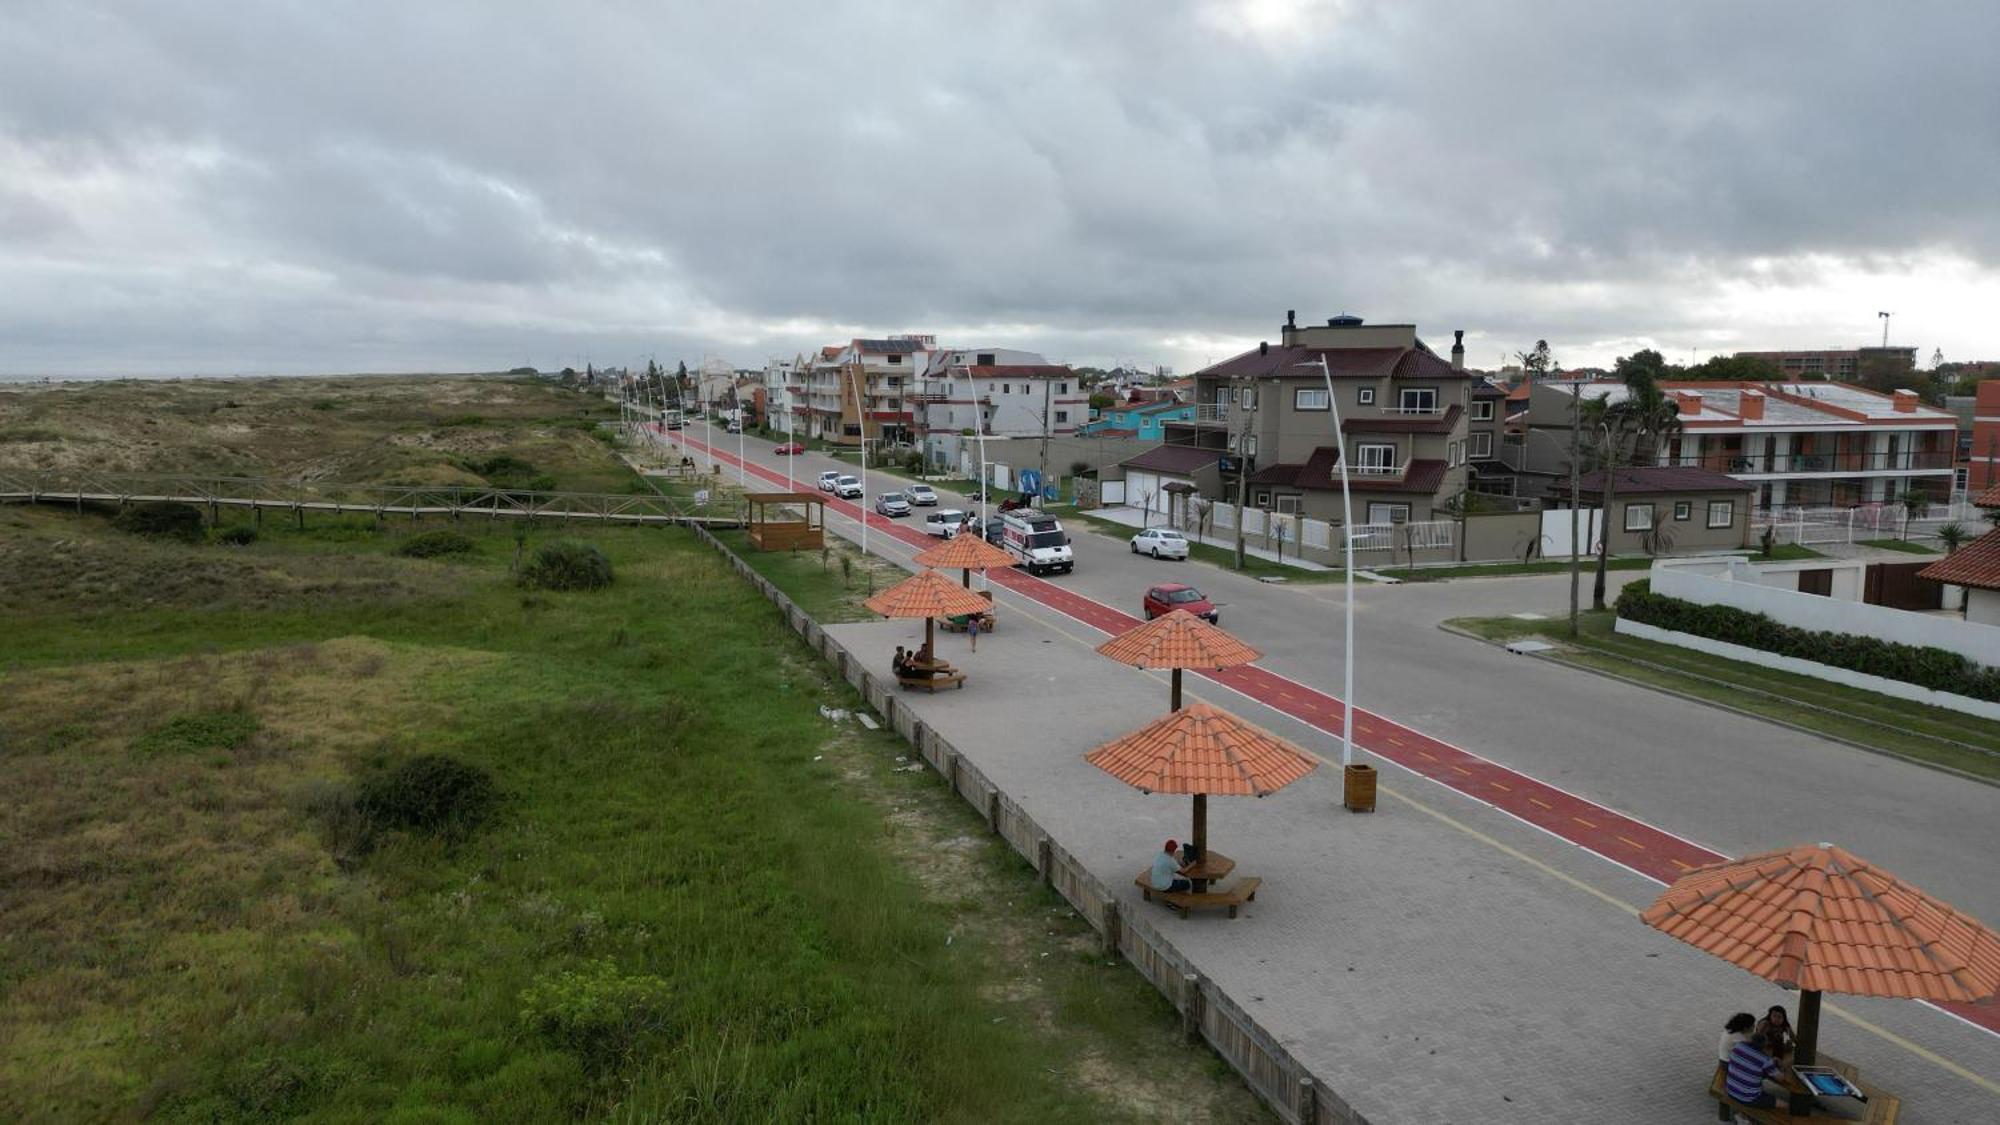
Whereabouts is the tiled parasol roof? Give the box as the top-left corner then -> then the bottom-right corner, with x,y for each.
1917,528 -> 2000,592
1096,611 -> 1262,669
863,569 -> 996,619
1085,702 -> 1318,796
913,535 -> 1016,572
1640,843 -> 2000,1001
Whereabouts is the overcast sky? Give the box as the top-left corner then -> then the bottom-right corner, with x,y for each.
3,1 -> 1996,377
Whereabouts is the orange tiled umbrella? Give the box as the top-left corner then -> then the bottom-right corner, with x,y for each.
1085,701 -> 1317,859
865,568 -> 996,654
1641,843 -> 2000,1066
913,534 -> 1017,587
1097,610 -> 1261,711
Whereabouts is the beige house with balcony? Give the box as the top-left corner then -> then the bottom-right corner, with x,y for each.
1163,313 -> 1475,525
799,336 -> 936,446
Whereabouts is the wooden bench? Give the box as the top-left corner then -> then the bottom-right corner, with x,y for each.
899,672 -> 966,693
1707,1056 -> 1899,1124
1136,873 -> 1262,919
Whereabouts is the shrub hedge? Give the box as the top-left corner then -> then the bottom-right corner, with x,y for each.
519,540 -> 614,591
1614,579 -> 2000,702
112,500 -> 205,543
396,529 -> 477,558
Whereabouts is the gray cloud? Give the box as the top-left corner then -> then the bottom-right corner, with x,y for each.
1,0 -> 1996,376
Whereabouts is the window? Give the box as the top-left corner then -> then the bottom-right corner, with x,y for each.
1055,410 -> 1069,423
1706,500 -> 1735,529
1470,432 -> 1493,459
1242,435 -> 1258,458
887,354 -> 902,364
1295,387 -> 1329,411
1399,388 -> 1438,413
1002,384 -> 1012,394
1446,442 -> 1458,467
1058,383 -> 1068,394
1471,400 -> 1495,421
843,424 -> 862,437
1624,503 -> 1655,532
1366,502 -> 1410,524
1253,489 -> 1271,506
1275,494 -> 1302,515
1355,443 -> 1397,473
1357,387 -> 1375,405
1239,386 -> 1258,409
1673,501 -> 1692,521
977,353 -> 996,365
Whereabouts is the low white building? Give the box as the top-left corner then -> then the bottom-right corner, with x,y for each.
914,347 -> 1087,470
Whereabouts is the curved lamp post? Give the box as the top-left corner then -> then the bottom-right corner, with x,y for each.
1296,356 -> 1355,768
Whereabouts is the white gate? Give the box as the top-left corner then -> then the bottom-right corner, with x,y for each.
1099,478 -> 1126,505
1539,508 -> 1603,558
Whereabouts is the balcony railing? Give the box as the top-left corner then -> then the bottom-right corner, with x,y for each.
1381,404 -> 1446,415
1349,463 -> 1403,476
1684,450 -> 1955,474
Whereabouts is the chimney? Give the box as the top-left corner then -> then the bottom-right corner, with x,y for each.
1259,341 -> 1269,356
1286,309 -> 1296,328
1451,330 -> 1465,371
1892,389 -> 1918,412
1737,388 -> 1764,420
1673,389 -> 1703,415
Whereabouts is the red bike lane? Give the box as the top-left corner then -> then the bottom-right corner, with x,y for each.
660,426 -> 1998,1038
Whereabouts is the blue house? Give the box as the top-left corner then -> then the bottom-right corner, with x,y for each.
1081,400 -> 1197,440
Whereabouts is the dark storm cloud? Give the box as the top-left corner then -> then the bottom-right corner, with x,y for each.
0,0 -> 1995,375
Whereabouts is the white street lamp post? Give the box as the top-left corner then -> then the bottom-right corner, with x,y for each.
1303,356 -> 1356,767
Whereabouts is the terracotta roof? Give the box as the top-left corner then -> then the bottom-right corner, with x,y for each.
863,569 -> 995,619
1085,702 -> 1317,796
912,534 -> 1016,572
1570,466 -> 1754,496
1974,483 -> 2000,509
1343,403 -> 1463,434
1120,445 -> 1226,474
1197,343 -> 1468,382
1639,843 -> 2000,1002
1096,611 -> 1262,670
1917,528 -> 2000,591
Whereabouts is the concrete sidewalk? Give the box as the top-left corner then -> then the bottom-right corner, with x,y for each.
829,611 -> 2000,1124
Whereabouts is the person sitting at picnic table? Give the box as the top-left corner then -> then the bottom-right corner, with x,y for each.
1715,1012 -> 1756,1121
892,646 -> 909,677
911,642 -> 949,676
1723,1029 -> 1790,1117
1754,1005 -> 1795,1060
1150,838 -> 1193,894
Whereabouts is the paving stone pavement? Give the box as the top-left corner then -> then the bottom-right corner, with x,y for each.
827,614 -> 2000,1124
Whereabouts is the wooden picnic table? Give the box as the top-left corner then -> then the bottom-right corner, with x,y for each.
1707,1051 -> 1900,1124
1181,850 -> 1235,893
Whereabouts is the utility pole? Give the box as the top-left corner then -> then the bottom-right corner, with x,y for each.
1567,375 -> 1582,639
1231,377 -> 1250,570
1038,375 -> 1052,502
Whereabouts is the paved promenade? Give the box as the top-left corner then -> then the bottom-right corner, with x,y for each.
828,607 -> 2000,1124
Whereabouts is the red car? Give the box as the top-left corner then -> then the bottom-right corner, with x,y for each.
1143,583 -> 1219,624
774,442 -> 805,455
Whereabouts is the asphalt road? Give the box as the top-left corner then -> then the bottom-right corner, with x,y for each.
672,424 -> 2000,1032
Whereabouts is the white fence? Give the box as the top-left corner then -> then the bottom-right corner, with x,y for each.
1751,499 -> 1985,547
1200,506 -> 1453,557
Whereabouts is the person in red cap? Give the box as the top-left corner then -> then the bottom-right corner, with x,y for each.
1149,838 -> 1192,894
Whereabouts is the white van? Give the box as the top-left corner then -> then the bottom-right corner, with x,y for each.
998,509 -> 1073,575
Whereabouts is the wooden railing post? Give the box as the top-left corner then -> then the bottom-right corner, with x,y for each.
1182,972 -> 1204,1043
1101,899 -> 1120,958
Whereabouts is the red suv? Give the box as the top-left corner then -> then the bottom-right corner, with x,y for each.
1143,583 -> 1219,624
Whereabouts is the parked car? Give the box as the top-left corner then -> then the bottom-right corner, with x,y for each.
775,442 -> 804,455
1143,583 -> 1218,624
1130,527 -> 1190,560
817,471 -> 841,492
923,509 -> 967,537
981,516 -> 1005,544
833,475 -> 863,499
874,492 -> 912,517
906,483 -> 939,506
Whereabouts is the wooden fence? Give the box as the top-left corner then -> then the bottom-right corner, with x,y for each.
688,521 -> 1372,1125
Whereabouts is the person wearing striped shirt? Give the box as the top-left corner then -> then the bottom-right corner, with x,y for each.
1724,1031 -> 1789,1115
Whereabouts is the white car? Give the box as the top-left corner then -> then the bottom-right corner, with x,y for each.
817,471 -> 841,492
833,475 -> 863,499
906,483 -> 939,506
1130,527 -> 1190,560
924,509 -> 967,537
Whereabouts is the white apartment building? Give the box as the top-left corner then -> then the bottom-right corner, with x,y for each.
797,336 -> 936,446
913,347 -> 1086,469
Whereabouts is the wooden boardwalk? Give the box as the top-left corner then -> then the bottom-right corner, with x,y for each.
0,471 -> 740,528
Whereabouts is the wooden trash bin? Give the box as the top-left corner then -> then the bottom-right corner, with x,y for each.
1343,763 -> 1377,813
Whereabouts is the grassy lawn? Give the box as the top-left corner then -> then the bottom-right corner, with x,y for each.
1748,543 -> 1827,561
712,528 -> 907,622
1445,610 -> 2000,781
1856,538 -> 1941,555
0,503 -> 1267,1123
1388,556 -> 1656,582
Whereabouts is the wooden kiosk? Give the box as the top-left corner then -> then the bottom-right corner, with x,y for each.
744,492 -> 826,551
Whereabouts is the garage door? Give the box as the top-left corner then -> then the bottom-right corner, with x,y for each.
1125,471 -> 1162,512
1099,479 -> 1126,505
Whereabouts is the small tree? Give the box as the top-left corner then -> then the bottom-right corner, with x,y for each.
1937,521 -> 1969,553
1898,491 -> 1932,539
839,553 -> 853,588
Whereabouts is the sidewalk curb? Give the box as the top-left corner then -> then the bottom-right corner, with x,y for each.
1436,623 -> 1999,790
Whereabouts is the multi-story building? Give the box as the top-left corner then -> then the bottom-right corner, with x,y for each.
912,348 -> 1085,470
1515,380 -> 1957,509
1734,347 -> 1917,385
1158,313 -> 1475,525
1961,381 -> 2000,494
762,355 -> 807,431
1080,399 -> 1197,440
798,336 -> 936,446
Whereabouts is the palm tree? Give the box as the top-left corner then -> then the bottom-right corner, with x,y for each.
1937,521 -> 1969,553
1586,371 -> 1682,610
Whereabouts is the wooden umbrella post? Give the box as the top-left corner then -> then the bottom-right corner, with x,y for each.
1794,989 -> 1821,1067
1171,668 -> 1182,711
1191,792 -> 1208,891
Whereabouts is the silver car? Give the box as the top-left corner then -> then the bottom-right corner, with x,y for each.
874,492 -> 912,517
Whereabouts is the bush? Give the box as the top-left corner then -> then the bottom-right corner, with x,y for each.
468,454 -> 537,483
519,540 -> 614,591
134,711 -> 260,755
356,753 -> 497,837
217,525 -> 259,546
1614,580 -> 2000,701
396,529 -> 477,558
112,501 -> 205,543
518,959 -> 674,1063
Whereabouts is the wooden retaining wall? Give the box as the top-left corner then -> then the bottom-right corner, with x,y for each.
689,522 -> 1371,1125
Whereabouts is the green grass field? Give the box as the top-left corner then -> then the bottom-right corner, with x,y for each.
1855,538 -> 1942,555
1446,611 -> 2000,781
0,501 -> 1267,1123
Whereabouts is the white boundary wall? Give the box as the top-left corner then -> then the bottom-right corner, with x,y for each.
1648,559 -> 2000,667
1615,620 -> 2000,721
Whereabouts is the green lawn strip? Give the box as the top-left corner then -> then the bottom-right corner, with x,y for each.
711,528 -> 906,623
1749,543 -> 1826,561
1445,613 -> 2000,781
0,520 -> 1263,1121
1855,538 -> 1941,555
1390,556 -> 1657,582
